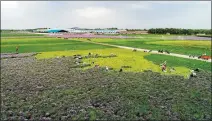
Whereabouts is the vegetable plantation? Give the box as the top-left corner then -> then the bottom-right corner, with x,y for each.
1,57 -> 211,120
1,32 -> 211,120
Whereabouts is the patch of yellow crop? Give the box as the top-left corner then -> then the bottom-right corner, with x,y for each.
146,40 -> 211,49
36,48 -> 191,78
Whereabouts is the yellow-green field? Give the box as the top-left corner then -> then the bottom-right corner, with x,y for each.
36,48 -> 191,77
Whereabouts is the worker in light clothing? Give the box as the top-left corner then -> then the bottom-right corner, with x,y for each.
188,70 -> 197,79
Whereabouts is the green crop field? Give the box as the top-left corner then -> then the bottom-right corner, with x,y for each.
81,38 -> 211,55
1,38 -> 114,53
1,32 -> 45,37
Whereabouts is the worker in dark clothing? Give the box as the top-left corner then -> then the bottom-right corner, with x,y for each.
119,68 -> 123,72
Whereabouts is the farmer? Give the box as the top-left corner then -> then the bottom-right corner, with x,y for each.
110,53 -> 116,57
88,52 -> 91,56
105,66 -> 109,71
189,70 -> 197,78
75,57 -> 79,60
133,49 -> 137,52
161,64 -> 166,72
194,68 -> 200,72
119,68 -> 123,72
16,46 -> 19,54
95,54 -> 99,58
161,61 -> 167,72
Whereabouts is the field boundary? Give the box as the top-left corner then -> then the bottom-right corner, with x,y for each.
71,39 -> 211,63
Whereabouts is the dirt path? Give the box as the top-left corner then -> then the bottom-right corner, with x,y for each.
74,39 -> 211,63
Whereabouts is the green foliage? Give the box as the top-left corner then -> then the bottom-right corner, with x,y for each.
148,28 -> 211,35
126,29 -> 146,31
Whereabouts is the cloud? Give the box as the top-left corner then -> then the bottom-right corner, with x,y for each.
131,2 -> 152,10
148,1 -> 210,5
1,1 -> 18,9
1,1 -> 211,29
75,7 -> 112,19
70,7 -> 118,29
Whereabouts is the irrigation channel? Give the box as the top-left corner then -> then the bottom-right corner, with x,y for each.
71,39 -> 211,63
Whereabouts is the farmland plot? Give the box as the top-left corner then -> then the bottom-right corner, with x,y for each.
82,38 -> 211,55
1,56 -> 211,120
1,34 -> 211,120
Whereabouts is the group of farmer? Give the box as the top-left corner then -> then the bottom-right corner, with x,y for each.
160,61 -> 198,79
14,45 -> 199,78
160,61 -> 175,73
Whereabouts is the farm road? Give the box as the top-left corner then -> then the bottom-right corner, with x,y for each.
72,39 -> 211,63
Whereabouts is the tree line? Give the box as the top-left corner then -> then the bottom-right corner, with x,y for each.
126,29 -> 147,31
148,28 -> 211,35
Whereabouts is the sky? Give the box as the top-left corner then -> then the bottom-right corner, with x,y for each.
1,1 -> 211,29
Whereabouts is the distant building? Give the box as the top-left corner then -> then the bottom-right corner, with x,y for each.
47,29 -> 68,33
66,27 -> 121,34
34,29 -> 48,33
34,27 -> 127,34
33,28 -> 51,33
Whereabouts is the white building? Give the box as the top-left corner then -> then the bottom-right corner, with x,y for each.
65,27 -> 123,34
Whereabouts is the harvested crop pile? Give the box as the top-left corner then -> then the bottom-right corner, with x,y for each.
1,57 -> 211,120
